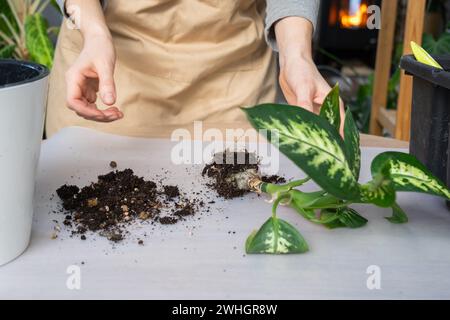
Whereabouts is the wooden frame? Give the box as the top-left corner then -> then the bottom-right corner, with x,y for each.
369,0 -> 427,141
369,0 -> 399,136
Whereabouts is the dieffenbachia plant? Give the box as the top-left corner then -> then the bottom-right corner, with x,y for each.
241,84 -> 450,255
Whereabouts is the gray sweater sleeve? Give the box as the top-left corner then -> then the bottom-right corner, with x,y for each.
266,0 -> 320,51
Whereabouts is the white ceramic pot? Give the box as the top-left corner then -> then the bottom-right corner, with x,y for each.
0,60 -> 49,266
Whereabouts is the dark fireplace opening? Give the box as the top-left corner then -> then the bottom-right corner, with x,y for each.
316,0 -> 381,66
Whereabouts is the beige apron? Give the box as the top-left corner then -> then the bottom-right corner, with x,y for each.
46,0 -> 277,137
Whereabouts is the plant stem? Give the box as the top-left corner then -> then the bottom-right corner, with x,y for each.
272,193 -> 291,219
261,177 -> 311,195
285,177 -> 312,189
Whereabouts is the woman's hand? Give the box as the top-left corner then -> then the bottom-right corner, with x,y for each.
65,0 -> 123,122
279,55 -> 332,114
65,33 -> 122,121
275,17 -> 345,122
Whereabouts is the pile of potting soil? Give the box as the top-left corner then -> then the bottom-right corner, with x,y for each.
55,152 -> 284,243
56,167 -> 203,243
202,151 -> 285,199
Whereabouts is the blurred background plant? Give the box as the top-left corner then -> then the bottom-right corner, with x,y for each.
0,0 -> 61,67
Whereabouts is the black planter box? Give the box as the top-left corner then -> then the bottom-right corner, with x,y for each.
400,54 -> 450,207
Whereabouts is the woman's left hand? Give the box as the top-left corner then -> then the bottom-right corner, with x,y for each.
279,54 -> 332,114
275,17 -> 345,127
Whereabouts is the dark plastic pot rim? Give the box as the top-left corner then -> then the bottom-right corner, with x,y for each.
0,59 -> 50,90
400,54 -> 450,90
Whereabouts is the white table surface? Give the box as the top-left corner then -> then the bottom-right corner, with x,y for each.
1,127 -> 450,300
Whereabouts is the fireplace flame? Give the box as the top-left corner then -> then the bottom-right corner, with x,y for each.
340,2 -> 368,28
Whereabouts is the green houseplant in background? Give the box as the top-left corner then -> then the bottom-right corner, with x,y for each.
0,0 -> 60,67
240,85 -> 450,254
422,23 -> 450,56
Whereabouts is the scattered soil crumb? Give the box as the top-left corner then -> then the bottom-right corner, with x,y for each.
174,204 -> 194,217
159,216 -> 178,225
163,185 -> 180,198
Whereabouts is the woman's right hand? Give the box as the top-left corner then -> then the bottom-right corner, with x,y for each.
65,0 -> 123,122
65,33 -> 123,122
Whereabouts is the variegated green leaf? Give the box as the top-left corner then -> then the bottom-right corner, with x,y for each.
371,152 -> 450,199
288,184 -> 341,211
336,207 -> 368,228
344,108 -> 361,180
245,217 -> 309,254
289,190 -> 331,209
306,193 -> 342,209
291,200 -> 317,221
360,163 -> 396,207
245,230 -> 258,252
290,190 -> 366,228
243,104 -> 360,200
386,203 -> 409,224
320,207 -> 367,229
319,209 -> 345,229
323,220 -> 346,229
294,206 -> 316,221
289,191 -> 321,222
25,13 -> 54,68
320,84 -> 341,130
